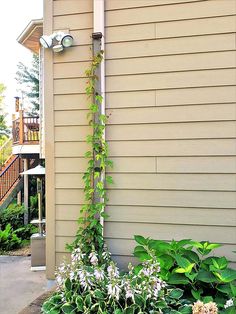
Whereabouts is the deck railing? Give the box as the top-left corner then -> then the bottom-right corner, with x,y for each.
12,113 -> 39,145
0,155 -> 23,202
0,138 -> 12,171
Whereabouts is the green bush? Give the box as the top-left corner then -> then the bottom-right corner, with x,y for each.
133,236 -> 236,312
42,246 -> 192,314
15,224 -> 38,240
0,203 -> 25,230
0,224 -> 21,251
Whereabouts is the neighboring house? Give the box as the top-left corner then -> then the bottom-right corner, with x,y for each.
22,0 -> 236,280
0,18 -> 42,211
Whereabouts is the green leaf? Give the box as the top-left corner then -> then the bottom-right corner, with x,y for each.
94,289 -> 104,299
134,245 -> 147,254
190,241 -> 204,249
224,306 -> 236,314
176,239 -> 193,249
168,273 -> 190,285
134,294 -> 145,306
159,254 -> 174,270
114,310 -> 123,314
214,268 -> 236,283
64,278 -> 72,291
206,243 -> 221,250
42,301 -> 55,313
217,284 -> 231,295
185,272 -> 198,282
191,289 -> 202,300
175,254 -> 191,269
169,288 -> 184,299
183,251 -> 200,264
106,175 -> 114,184
85,294 -> 92,307
197,269 -> 217,283
76,296 -> 84,310
124,307 -> 134,314
134,235 -> 148,246
134,250 -> 151,261
230,282 -> 236,297
62,303 -> 76,313
202,296 -> 213,303
178,305 -> 192,314
149,240 -> 171,253
175,267 -> 187,273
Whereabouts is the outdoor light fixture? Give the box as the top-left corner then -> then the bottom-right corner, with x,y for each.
39,35 -> 53,48
39,31 -> 74,52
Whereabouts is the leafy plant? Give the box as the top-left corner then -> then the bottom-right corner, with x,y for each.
0,224 -> 21,251
42,246 -> 192,314
133,236 -> 236,312
67,50 -> 113,260
0,203 -> 25,230
15,224 -> 38,240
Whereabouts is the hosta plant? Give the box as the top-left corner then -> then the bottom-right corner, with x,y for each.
42,246 -> 192,314
133,236 -> 236,313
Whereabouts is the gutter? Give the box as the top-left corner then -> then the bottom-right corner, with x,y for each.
93,0 -> 105,232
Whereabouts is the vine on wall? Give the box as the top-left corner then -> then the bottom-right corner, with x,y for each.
69,51 -> 113,258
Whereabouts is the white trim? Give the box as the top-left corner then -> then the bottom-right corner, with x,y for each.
31,266 -> 46,271
12,144 -> 40,155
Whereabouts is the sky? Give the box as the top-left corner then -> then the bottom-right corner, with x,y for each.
0,0 -> 43,123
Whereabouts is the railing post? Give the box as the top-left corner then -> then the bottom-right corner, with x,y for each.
19,110 -> 24,145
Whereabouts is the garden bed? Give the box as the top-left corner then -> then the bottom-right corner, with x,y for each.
19,289 -> 55,314
1,244 -> 30,256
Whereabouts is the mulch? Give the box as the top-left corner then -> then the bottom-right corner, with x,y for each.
18,290 -> 55,314
0,245 -> 31,257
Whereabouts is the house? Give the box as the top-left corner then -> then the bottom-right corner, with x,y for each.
19,0 -> 236,281
0,18 -> 41,213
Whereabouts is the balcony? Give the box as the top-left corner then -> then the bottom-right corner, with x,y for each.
12,114 -> 40,155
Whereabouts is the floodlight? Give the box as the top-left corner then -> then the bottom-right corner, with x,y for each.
39,31 -> 74,53
61,34 -> 73,48
39,35 -> 53,48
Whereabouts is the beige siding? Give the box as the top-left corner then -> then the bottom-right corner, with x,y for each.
105,0 -> 236,266
45,0 -> 236,279
44,0 -> 93,279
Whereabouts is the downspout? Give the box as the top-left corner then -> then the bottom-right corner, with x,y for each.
93,0 -> 105,232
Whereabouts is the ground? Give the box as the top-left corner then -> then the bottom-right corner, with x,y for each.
0,256 -> 47,314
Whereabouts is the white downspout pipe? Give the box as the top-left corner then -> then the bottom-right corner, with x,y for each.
93,0 -> 105,231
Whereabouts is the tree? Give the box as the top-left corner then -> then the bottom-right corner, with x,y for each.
15,53 -> 39,115
0,83 -> 9,139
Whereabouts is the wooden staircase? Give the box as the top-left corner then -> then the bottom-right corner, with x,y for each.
0,140 -> 24,210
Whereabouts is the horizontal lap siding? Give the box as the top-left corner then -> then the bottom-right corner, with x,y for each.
52,0 -> 93,268
104,0 -> 236,266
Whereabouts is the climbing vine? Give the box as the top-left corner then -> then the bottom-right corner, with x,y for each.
69,51 -> 113,259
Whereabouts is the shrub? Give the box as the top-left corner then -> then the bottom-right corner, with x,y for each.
0,203 -> 25,230
15,224 -> 38,240
0,224 -> 21,251
42,246 -> 194,314
133,236 -> 236,312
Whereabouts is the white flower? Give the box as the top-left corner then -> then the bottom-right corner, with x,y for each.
89,251 -> 98,266
224,299 -> 234,309
125,289 -> 134,301
94,268 -> 104,281
77,269 -> 92,290
102,250 -> 111,260
107,263 -> 119,279
71,248 -> 85,263
69,271 -> 75,280
107,283 -> 121,300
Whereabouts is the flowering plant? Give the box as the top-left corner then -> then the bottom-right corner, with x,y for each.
42,246 -> 192,314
